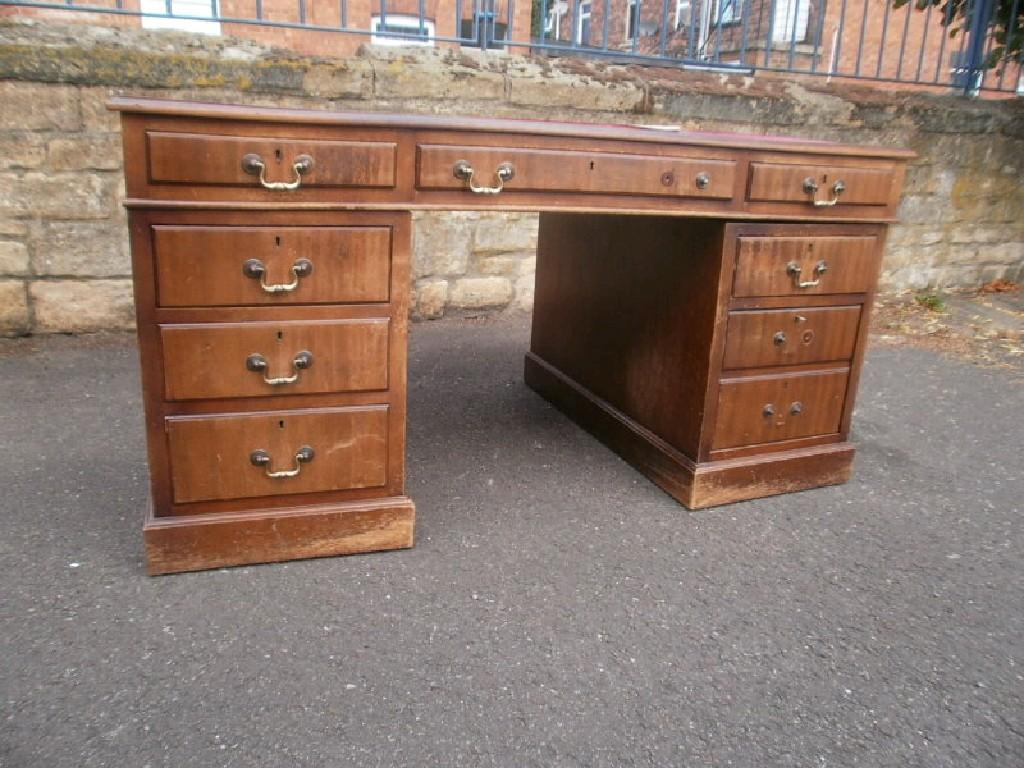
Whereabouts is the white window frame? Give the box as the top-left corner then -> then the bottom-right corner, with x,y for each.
371,14 -> 435,46
716,0 -> 741,25
625,0 -> 638,39
675,0 -> 690,30
770,0 -> 808,41
140,0 -> 220,35
576,1 -> 591,44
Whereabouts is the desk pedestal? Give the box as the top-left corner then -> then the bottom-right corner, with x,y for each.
527,213 -> 877,507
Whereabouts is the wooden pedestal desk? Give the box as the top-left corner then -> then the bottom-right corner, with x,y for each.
110,98 -> 912,575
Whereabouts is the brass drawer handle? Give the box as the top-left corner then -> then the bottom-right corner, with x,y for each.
773,331 -> 787,346
246,350 -> 313,385
452,160 -> 515,194
250,445 -> 315,478
242,257 -> 313,293
786,259 -> 828,288
802,177 -> 846,207
242,153 -> 314,190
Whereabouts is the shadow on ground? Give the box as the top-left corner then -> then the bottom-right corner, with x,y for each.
0,316 -> 1021,767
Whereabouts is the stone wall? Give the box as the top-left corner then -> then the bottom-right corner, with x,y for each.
0,18 -> 1021,335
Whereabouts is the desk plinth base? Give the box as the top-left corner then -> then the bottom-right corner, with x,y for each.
525,353 -> 854,509
143,497 -> 415,575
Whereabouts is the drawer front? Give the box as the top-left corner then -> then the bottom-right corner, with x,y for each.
161,319 -> 389,401
417,145 -> 736,199
147,132 -> 397,188
722,306 -> 861,369
154,226 -> 392,307
732,235 -> 879,297
167,406 -> 389,503
747,162 -> 895,206
712,369 -> 849,450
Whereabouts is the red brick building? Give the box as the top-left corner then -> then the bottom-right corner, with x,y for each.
3,0 -> 1020,92
540,0 -> 1021,93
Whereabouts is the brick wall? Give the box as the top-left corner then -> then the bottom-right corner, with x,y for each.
0,17 -> 1021,334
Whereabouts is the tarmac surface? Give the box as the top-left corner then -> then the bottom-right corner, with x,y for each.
1,315 -> 1022,768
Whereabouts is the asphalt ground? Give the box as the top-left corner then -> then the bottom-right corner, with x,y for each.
1,315 -> 1022,767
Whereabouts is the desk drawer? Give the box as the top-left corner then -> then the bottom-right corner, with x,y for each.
747,162 -> 895,207
417,144 -> 736,199
167,406 -> 389,504
154,225 -> 392,307
712,369 -> 849,450
722,306 -> 861,369
161,319 -> 389,401
146,131 -> 397,189
733,235 -> 879,297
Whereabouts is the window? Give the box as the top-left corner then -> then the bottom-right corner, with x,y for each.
770,0 -> 808,41
371,14 -> 435,46
675,0 -> 690,30
544,0 -> 568,36
626,0 -> 638,39
716,0 -> 742,25
576,1 -> 591,45
140,0 -> 220,34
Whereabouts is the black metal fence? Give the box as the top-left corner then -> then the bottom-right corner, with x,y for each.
1,0 -> 1021,94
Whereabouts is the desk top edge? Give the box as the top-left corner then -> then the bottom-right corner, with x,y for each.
108,97 -> 916,161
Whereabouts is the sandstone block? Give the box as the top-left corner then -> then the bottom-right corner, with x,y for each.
413,212 -> 475,278
889,226 -> 947,249
302,61 -> 374,99
509,66 -> 644,112
0,173 -> 113,219
880,246 -> 919,271
30,279 -> 135,332
373,52 -> 505,101
513,274 -> 535,312
473,252 -> 536,277
0,240 -> 29,275
948,226 -> 1006,245
80,87 -> 122,133
30,221 -> 130,277
47,135 -> 123,172
932,264 -> 980,288
978,263 -> 1016,285
916,230 -> 947,247
0,279 -> 29,335
886,265 -> 934,291
980,241 -> 1024,265
0,82 -> 81,131
473,214 -> 538,255
0,132 -> 47,171
414,279 -> 448,319
0,220 -> 28,237
450,277 -> 512,309
896,195 -> 940,224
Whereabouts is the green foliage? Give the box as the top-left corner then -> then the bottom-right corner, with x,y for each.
892,0 -> 1024,71
531,0 -> 544,38
915,293 -> 947,311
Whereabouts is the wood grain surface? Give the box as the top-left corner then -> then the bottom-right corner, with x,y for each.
161,319 -> 389,401
153,225 -> 392,307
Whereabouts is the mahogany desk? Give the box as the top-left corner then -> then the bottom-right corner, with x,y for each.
110,98 -> 912,575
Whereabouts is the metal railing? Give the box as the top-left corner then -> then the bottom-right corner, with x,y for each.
2,0 -> 1021,94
